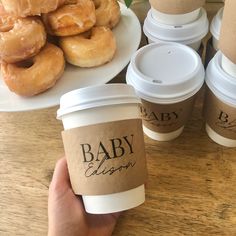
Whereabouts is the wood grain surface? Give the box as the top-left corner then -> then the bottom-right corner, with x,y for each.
1,2 -> 233,236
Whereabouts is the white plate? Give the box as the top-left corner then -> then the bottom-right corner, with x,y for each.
0,3 -> 141,112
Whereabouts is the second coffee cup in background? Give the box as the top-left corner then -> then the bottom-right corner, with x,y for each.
126,43 -> 205,141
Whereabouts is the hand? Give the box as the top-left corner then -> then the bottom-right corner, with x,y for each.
48,158 -> 121,236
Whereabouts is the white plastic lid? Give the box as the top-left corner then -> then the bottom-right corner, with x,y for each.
57,84 -> 141,118
210,7 -> 224,40
143,8 -> 209,45
206,51 -> 236,106
126,43 -> 205,104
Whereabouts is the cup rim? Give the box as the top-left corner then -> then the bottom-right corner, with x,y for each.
57,84 -> 141,119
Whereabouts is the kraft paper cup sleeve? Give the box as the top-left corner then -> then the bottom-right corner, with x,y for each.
219,0 -> 236,64
149,0 -> 205,14
62,119 -> 147,196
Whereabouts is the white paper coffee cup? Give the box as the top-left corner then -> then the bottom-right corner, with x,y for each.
151,7 -> 200,26
57,84 -> 147,214
205,51 -> 236,147
210,7 -> 223,51
221,54 -> 236,78
143,8 -> 209,51
126,43 -> 205,141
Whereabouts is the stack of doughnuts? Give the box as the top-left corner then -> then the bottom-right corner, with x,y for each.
0,2 -> 65,97
43,0 -> 120,67
0,0 -> 121,97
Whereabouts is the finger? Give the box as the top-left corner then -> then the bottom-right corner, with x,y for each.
50,157 -> 71,191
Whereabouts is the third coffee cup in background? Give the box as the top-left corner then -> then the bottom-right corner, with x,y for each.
204,51 -> 236,147
218,0 -> 236,78
210,7 -> 223,51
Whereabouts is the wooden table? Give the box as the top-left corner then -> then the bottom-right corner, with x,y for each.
1,2 -> 235,236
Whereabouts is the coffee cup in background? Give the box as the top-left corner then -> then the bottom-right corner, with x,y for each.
126,43 -> 205,141
219,0 -> 236,78
57,84 -> 147,214
143,8 -> 209,51
204,51 -> 236,147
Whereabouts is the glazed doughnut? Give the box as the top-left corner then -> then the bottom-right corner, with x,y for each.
42,0 -> 96,36
0,17 -> 46,63
93,0 -> 121,29
1,43 -> 65,97
59,26 -> 116,67
0,4 -> 19,32
1,0 -> 66,17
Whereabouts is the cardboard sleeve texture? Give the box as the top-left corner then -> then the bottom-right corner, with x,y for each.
62,119 -> 147,195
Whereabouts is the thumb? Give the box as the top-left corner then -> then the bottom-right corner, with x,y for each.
49,157 -> 71,197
